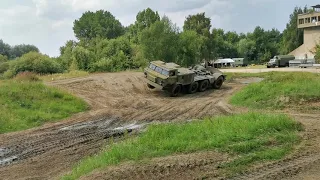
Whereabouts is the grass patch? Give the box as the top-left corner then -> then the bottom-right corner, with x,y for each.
229,72 -> 320,109
224,72 -> 269,81
0,80 -> 88,133
40,70 -> 90,81
62,112 -> 303,180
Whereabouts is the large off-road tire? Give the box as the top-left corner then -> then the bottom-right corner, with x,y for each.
188,82 -> 199,94
213,76 -> 224,89
147,84 -> 155,89
198,80 -> 209,92
170,84 -> 182,97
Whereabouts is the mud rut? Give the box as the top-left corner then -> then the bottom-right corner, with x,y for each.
0,72 -> 319,180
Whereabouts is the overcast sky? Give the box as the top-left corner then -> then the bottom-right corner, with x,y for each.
0,0 -> 318,57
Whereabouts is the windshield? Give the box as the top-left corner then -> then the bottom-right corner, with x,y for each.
149,63 -> 170,76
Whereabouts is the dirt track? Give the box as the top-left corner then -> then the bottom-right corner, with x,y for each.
0,70 -> 320,180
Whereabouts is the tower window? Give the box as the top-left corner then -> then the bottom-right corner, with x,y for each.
299,19 -> 304,24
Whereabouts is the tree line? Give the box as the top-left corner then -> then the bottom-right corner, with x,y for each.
0,6 -> 313,78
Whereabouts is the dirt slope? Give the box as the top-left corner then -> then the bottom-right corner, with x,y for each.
0,72 -> 243,180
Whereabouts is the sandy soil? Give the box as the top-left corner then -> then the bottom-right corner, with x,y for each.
0,70 -> 320,180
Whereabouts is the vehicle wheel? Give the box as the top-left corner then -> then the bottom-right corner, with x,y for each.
198,80 -> 209,92
213,76 -> 224,89
188,82 -> 199,94
170,84 -> 182,97
147,84 -> 155,89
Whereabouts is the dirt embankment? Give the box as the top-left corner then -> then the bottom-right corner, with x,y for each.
1,71 -> 320,180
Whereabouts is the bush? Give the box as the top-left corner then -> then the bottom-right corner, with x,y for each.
5,52 -> 63,77
0,62 -> 9,74
14,71 -> 40,82
89,58 -> 113,72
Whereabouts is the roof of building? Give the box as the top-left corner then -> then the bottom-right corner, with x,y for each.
214,58 -> 235,63
312,4 -> 320,8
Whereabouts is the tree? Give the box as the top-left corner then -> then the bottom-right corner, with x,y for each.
59,40 -> 77,55
140,16 -> 180,62
237,38 -> 256,62
183,13 -> 212,60
136,8 -> 160,31
280,6 -> 308,54
0,40 -> 11,58
59,40 -> 77,70
313,44 -> 320,63
224,31 -> 239,44
0,54 -> 8,63
73,10 -> 125,41
177,30 -> 205,66
183,12 -> 211,37
10,44 -> 39,59
125,8 -> 160,44
72,46 -> 95,71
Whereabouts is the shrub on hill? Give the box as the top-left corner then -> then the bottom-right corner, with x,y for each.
4,52 -> 63,78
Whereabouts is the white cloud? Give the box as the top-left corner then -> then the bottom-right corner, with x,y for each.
0,0 -> 319,57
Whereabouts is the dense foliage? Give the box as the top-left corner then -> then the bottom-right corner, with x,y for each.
0,6 -> 311,78
0,39 -> 39,60
3,52 -> 63,78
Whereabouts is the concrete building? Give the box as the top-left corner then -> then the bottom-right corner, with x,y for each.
289,5 -> 320,59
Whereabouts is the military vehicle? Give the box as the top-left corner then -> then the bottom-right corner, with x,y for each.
267,55 -> 295,68
233,58 -> 248,67
143,60 -> 226,97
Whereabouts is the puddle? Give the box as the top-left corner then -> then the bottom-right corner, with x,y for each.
112,123 -> 145,131
0,156 -> 18,166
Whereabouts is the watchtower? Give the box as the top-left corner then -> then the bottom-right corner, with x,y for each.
289,5 -> 320,59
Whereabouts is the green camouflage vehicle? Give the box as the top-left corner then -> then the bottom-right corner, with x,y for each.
267,55 -> 295,68
143,60 -> 226,97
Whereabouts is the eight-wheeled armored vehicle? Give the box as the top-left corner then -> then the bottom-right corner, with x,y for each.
143,60 -> 226,97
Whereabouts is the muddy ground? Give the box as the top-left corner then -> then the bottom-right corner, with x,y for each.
0,71 -> 320,180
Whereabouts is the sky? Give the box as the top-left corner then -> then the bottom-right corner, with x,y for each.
0,0 -> 318,57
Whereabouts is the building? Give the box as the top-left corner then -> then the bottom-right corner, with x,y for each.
289,5 -> 320,59
213,58 -> 235,68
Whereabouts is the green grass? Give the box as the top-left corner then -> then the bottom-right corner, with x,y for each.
62,112 -> 303,180
229,72 -> 320,109
0,80 -> 88,133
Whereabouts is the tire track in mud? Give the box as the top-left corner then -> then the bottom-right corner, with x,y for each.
229,153 -> 320,180
0,118 -> 145,168
80,151 -> 232,180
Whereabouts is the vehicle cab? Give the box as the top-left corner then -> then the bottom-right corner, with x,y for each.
144,61 -> 179,89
